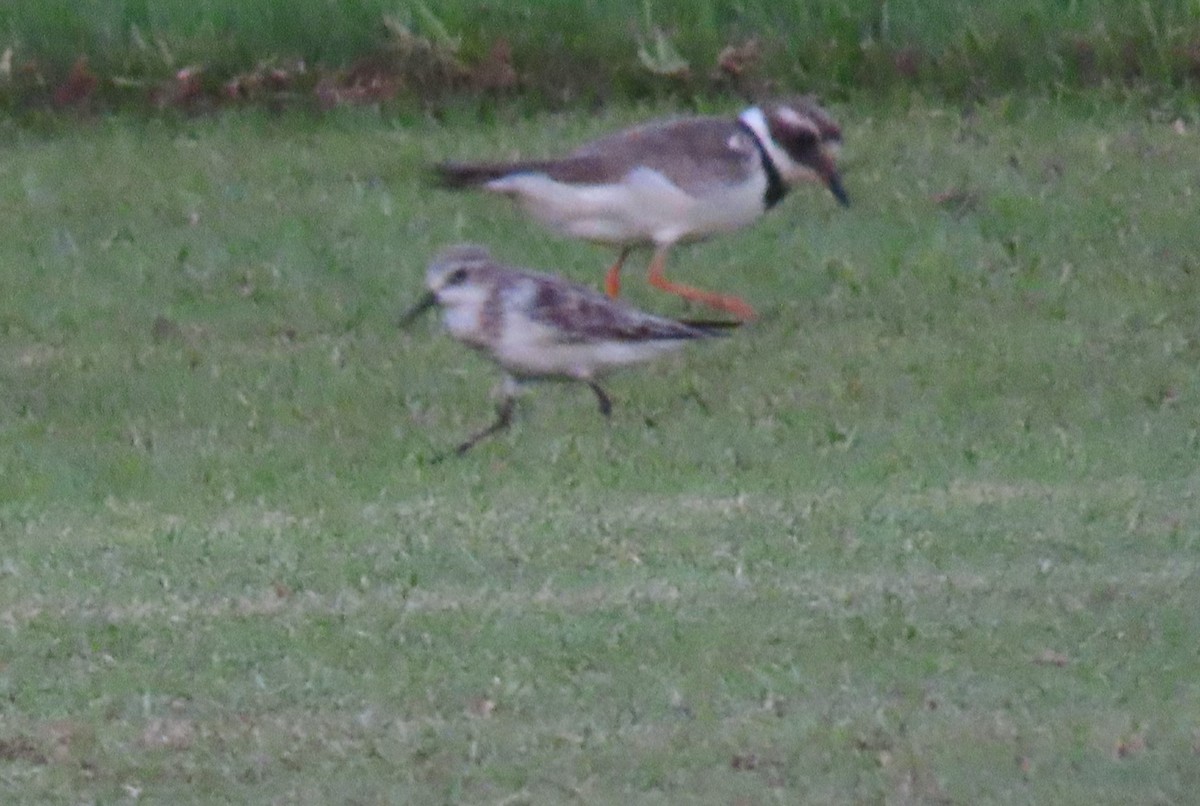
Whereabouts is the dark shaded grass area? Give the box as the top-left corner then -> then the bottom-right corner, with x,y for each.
2,0 -> 1200,113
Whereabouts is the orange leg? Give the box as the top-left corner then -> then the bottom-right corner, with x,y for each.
645,247 -> 757,321
604,247 -> 631,298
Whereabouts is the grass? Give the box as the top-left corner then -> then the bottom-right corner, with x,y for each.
1,94 -> 1200,802
2,0 -> 1200,109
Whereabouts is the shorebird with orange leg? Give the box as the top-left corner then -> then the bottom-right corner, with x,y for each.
435,97 -> 849,321
400,244 -> 736,456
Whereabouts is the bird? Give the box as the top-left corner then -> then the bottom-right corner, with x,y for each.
400,244 -> 736,456
435,96 -> 849,321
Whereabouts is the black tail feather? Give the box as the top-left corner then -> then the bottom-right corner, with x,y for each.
678,318 -> 743,336
434,161 -> 520,189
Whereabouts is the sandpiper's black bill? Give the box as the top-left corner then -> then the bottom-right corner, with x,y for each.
827,172 -> 851,207
397,291 -> 437,328
396,291 -> 439,328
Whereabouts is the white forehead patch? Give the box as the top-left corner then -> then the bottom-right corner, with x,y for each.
776,106 -> 805,127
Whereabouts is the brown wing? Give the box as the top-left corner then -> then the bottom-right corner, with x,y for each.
437,115 -> 757,196
568,116 -> 758,195
523,275 -> 715,344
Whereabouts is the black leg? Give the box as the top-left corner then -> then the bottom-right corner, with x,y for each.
455,395 -> 517,456
587,381 -> 613,418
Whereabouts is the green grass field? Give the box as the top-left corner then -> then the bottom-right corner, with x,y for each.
2,95 -> 1199,802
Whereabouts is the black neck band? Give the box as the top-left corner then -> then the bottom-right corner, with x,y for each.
737,118 -> 787,209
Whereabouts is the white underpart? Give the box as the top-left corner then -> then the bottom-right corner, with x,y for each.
498,283 -> 686,378
495,318 -> 689,380
485,164 -> 768,248
437,280 -> 691,381
737,106 -> 821,187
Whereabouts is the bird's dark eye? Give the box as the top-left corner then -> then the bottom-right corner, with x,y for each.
784,127 -> 818,153
768,116 -> 820,159
445,268 -> 469,286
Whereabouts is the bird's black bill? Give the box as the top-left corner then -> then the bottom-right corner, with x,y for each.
397,292 -> 437,328
826,172 -> 851,207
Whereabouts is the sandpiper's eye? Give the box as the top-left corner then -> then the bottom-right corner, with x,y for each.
445,268 -> 469,286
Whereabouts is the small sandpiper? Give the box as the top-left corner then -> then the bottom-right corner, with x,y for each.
435,97 -> 848,321
400,244 -> 735,456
